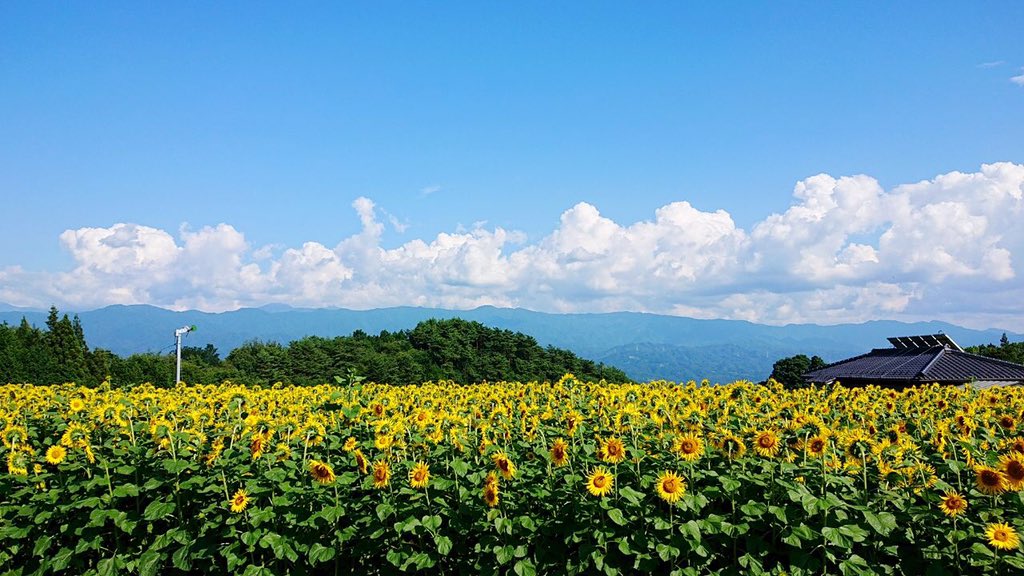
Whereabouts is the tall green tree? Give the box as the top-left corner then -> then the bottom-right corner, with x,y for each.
769,354 -> 827,388
226,341 -> 290,385
44,307 -> 90,384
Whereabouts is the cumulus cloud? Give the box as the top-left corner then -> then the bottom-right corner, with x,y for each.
3,162 -> 1024,330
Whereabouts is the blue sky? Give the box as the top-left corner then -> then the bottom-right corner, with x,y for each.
2,3 -> 1023,330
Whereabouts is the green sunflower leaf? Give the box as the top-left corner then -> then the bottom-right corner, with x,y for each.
308,543 -> 335,564
607,508 -> 628,526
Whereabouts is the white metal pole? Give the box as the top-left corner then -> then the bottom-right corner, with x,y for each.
175,331 -> 183,384
174,325 -> 195,385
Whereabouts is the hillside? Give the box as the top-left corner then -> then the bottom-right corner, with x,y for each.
597,342 -> 789,384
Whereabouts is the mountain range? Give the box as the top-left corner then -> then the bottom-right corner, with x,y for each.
1,304 -> 1018,383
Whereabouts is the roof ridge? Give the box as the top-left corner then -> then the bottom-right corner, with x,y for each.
918,346 -> 947,378
807,350 -> 878,373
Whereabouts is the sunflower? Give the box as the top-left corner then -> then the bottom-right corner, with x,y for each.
45,445 -> 67,465
204,437 -> 225,467
655,471 -> 686,504
1008,437 -> 1024,455
600,437 -> 627,464
229,488 -> 250,513
308,459 -> 336,485
975,465 -> 1008,495
985,523 -> 1020,551
806,435 -> 828,458
372,460 -> 392,489
753,430 -> 781,458
374,434 -> 393,451
1000,453 -> 1024,491
673,434 -> 704,462
250,431 -> 272,460
274,442 -> 292,462
492,451 -> 517,479
353,449 -> 368,474
550,438 -> 569,467
938,491 -> 967,517
586,467 -> 614,497
60,422 -> 90,448
844,432 -> 873,461
720,434 -> 746,459
343,436 -> 357,452
69,398 -> 85,413
565,411 -> 582,436
1,424 -> 27,448
409,461 -> 430,489
482,480 -> 500,507
6,445 -> 32,476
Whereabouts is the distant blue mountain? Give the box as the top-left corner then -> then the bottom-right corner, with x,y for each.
0,303 -> 1017,383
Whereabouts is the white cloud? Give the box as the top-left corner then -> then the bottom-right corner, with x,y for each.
1012,69 -> 1024,86
420,185 -> 442,196
59,223 -> 179,274
978,61 -> 1005,68
385,213 -> 409,234
4,162 -> 1024,330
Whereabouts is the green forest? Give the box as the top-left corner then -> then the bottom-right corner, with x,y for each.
0,308 -> 628,387
965,333 -> 1024,365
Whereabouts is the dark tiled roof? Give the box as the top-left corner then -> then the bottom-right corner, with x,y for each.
805,345 -> 1024,384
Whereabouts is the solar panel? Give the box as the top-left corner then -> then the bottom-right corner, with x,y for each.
886,334 -> 962,352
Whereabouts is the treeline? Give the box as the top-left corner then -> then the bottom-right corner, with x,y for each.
0,309 -> 628,386
965,333 -> 1024,365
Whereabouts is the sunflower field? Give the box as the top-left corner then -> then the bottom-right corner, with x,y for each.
3,376 -> 1024,575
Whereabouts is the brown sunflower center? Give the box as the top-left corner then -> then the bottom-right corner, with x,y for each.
1006,461 -> 1024,482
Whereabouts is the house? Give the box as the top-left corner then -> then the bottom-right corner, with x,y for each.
803,334 -> 1024,389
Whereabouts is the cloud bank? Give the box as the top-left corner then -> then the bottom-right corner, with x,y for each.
2,163 -> 1023,330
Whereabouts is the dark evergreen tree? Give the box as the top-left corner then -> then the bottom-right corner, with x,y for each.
181,344 -> 221,366
43,308 -> 90,384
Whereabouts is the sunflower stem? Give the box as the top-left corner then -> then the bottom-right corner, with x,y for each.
952,516 -> 961,575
